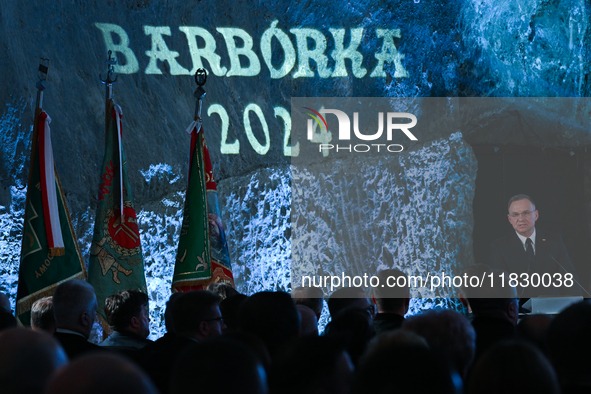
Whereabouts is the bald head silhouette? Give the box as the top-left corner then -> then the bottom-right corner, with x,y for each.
0,292 -> 11,313
296,304 -> 318,337
46,353 -> 158,394
53,279 -> 97,339
0,328 -> 68,394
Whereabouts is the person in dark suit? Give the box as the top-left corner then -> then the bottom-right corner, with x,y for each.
136,290 -> 226,393
52,279 -> 102,359
490,194 -> 581,298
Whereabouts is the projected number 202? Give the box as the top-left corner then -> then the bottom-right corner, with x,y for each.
208,103 -> 299,157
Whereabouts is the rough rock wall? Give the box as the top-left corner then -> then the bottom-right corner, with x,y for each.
461,0 -> 590,97
292,133 -> 477,298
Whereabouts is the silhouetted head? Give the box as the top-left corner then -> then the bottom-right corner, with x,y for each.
220,293 -> 248,332
0,309 -> 17,332
170,338 -> 268,394
467,341 -> 559,394
31,296 -> 56,334
296,304 -> 318,337
104,289 -> 150,338
238,291 -> 300,358
461,266 -> 519,326
517,314 -> 553,355
0,328 -> 68,394
52,280 -> 97,339
328,288 -> 373,319
164,292 -> 184,334
0,292 -> 11,313
173,290 -> 226,341
269,336 -> 353,394
325,308 -> 375,366
547,301 -> 591,387
46,353 -> 158,394
372,269 -> 410,315
403,309 -> 476,380
353,339 -> 457,394
292,286 -> 324,320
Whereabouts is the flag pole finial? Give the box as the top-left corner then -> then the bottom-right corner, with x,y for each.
99,50 -> 118,100
193,68 -> 207,121
35,58 -> 50,109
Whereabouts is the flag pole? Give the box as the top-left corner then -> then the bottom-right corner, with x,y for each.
99,51 -> 124,225
194,69 -> 207,122
19,58 -> 49,293
35,59 -> 50,110
99,50 -> 117,103
97,53 -> 116,339
184,70 -> 207,188
17,58 -> 87,324
184,69 -> 207,188
172,68 -> 235,292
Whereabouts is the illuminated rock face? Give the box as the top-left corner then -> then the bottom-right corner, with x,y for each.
461,0 -> 589,97
0,0 -> 588,338
218,168 -> 292,295
0,187 -> 26,312
292,133 -> 477,299
0,0 -> 463,212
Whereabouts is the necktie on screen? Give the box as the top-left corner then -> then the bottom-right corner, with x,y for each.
526,238 -> 535,265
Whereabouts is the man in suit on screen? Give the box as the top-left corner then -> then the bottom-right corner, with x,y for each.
490,194 -> 582,298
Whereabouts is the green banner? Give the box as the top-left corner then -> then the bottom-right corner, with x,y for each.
88,99 -> 147,322
16,109 -> 86,326
172,125 -> 212,291
172,123 -> 235,292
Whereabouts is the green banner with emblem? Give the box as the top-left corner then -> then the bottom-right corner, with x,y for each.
16,108 -> 86,326
88,99 -> 147,324
172,121 -> 235,292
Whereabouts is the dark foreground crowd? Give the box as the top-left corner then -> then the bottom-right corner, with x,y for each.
0,267 -> 590,394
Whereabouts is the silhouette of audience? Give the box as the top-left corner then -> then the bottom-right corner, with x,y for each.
0,291 -> 16,331
0,292 -> 11,313
1,280 -> 590,394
